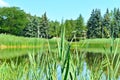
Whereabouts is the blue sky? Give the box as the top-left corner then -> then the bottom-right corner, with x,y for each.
1,0 -> 120,22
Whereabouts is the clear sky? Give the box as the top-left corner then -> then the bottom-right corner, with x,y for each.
0,0 -> 120,22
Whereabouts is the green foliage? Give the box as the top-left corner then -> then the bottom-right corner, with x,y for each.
87,9 -> 103,38
0,7 -> 28,36
75,14 -> 86,37
1,6 -> 120,40
23,16 -> 41,37
102,9 -> 111,38
48,20 -> 60,38
0,6 -> 120,80
64,15 -> 86,41
110,8 -> 120,38
0,34 -> 120,79
39,12 -> 49,38
87,8 -> 120,39
23,12 -> 49,38
64,19 -> 75,41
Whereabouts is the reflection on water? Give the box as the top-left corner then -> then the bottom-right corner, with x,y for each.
81,62 -> 90,80
57,65 -> 62,80
0,48 -> 41,59
118,76 -> 120,80
101,73 -> 106,80
57,62 -> 118,80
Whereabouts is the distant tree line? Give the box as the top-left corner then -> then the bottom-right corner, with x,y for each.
87,8 -> 120,39
0,7 -> 120,41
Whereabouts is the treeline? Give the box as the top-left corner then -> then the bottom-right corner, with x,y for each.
0,7 -> 120,41
87,8 -> 120,39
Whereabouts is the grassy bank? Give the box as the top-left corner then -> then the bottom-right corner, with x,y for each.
0,34 -> 46,46
0,34 -> 120,54
71,38 -> 120,53
0,34 -> 61,49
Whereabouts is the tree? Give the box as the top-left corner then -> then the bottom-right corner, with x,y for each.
75,14 -> 86,39
64,19 -> 74,41
109,8 -> 120,38
24,13 -> 49,38
87,9 -> 102,38
102,8 -> 111,38
0,7 -> 28,36
39,12 -> 49,38
113,8 -> 120,38
48,20 -> 60,38
23,15 -> 40,37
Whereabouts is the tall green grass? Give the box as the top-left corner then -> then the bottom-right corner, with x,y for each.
0,34 -> 46,47
71,38 -> 120,53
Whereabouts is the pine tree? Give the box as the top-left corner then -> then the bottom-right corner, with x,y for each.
48,20 -> 60,38
114,8 -> 120,38
87,9 -> 102,38
75,14 -> 86,38
23,16 -> 40,37
64,19 -> 75,41
102,8 -> 111,38
110,8 -> 120,38
39,12 -> 49,38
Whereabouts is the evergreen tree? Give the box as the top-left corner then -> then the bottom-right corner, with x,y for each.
39,12 -> 49,38
114,8 -> 120,38
110,8 -> 120,38
75,14 -> 86,39
48,20 -> 60,38
87,9 -> 102,38
23,16 -> 40,37
64,19 -> 75,41
102,8 -> 111,38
